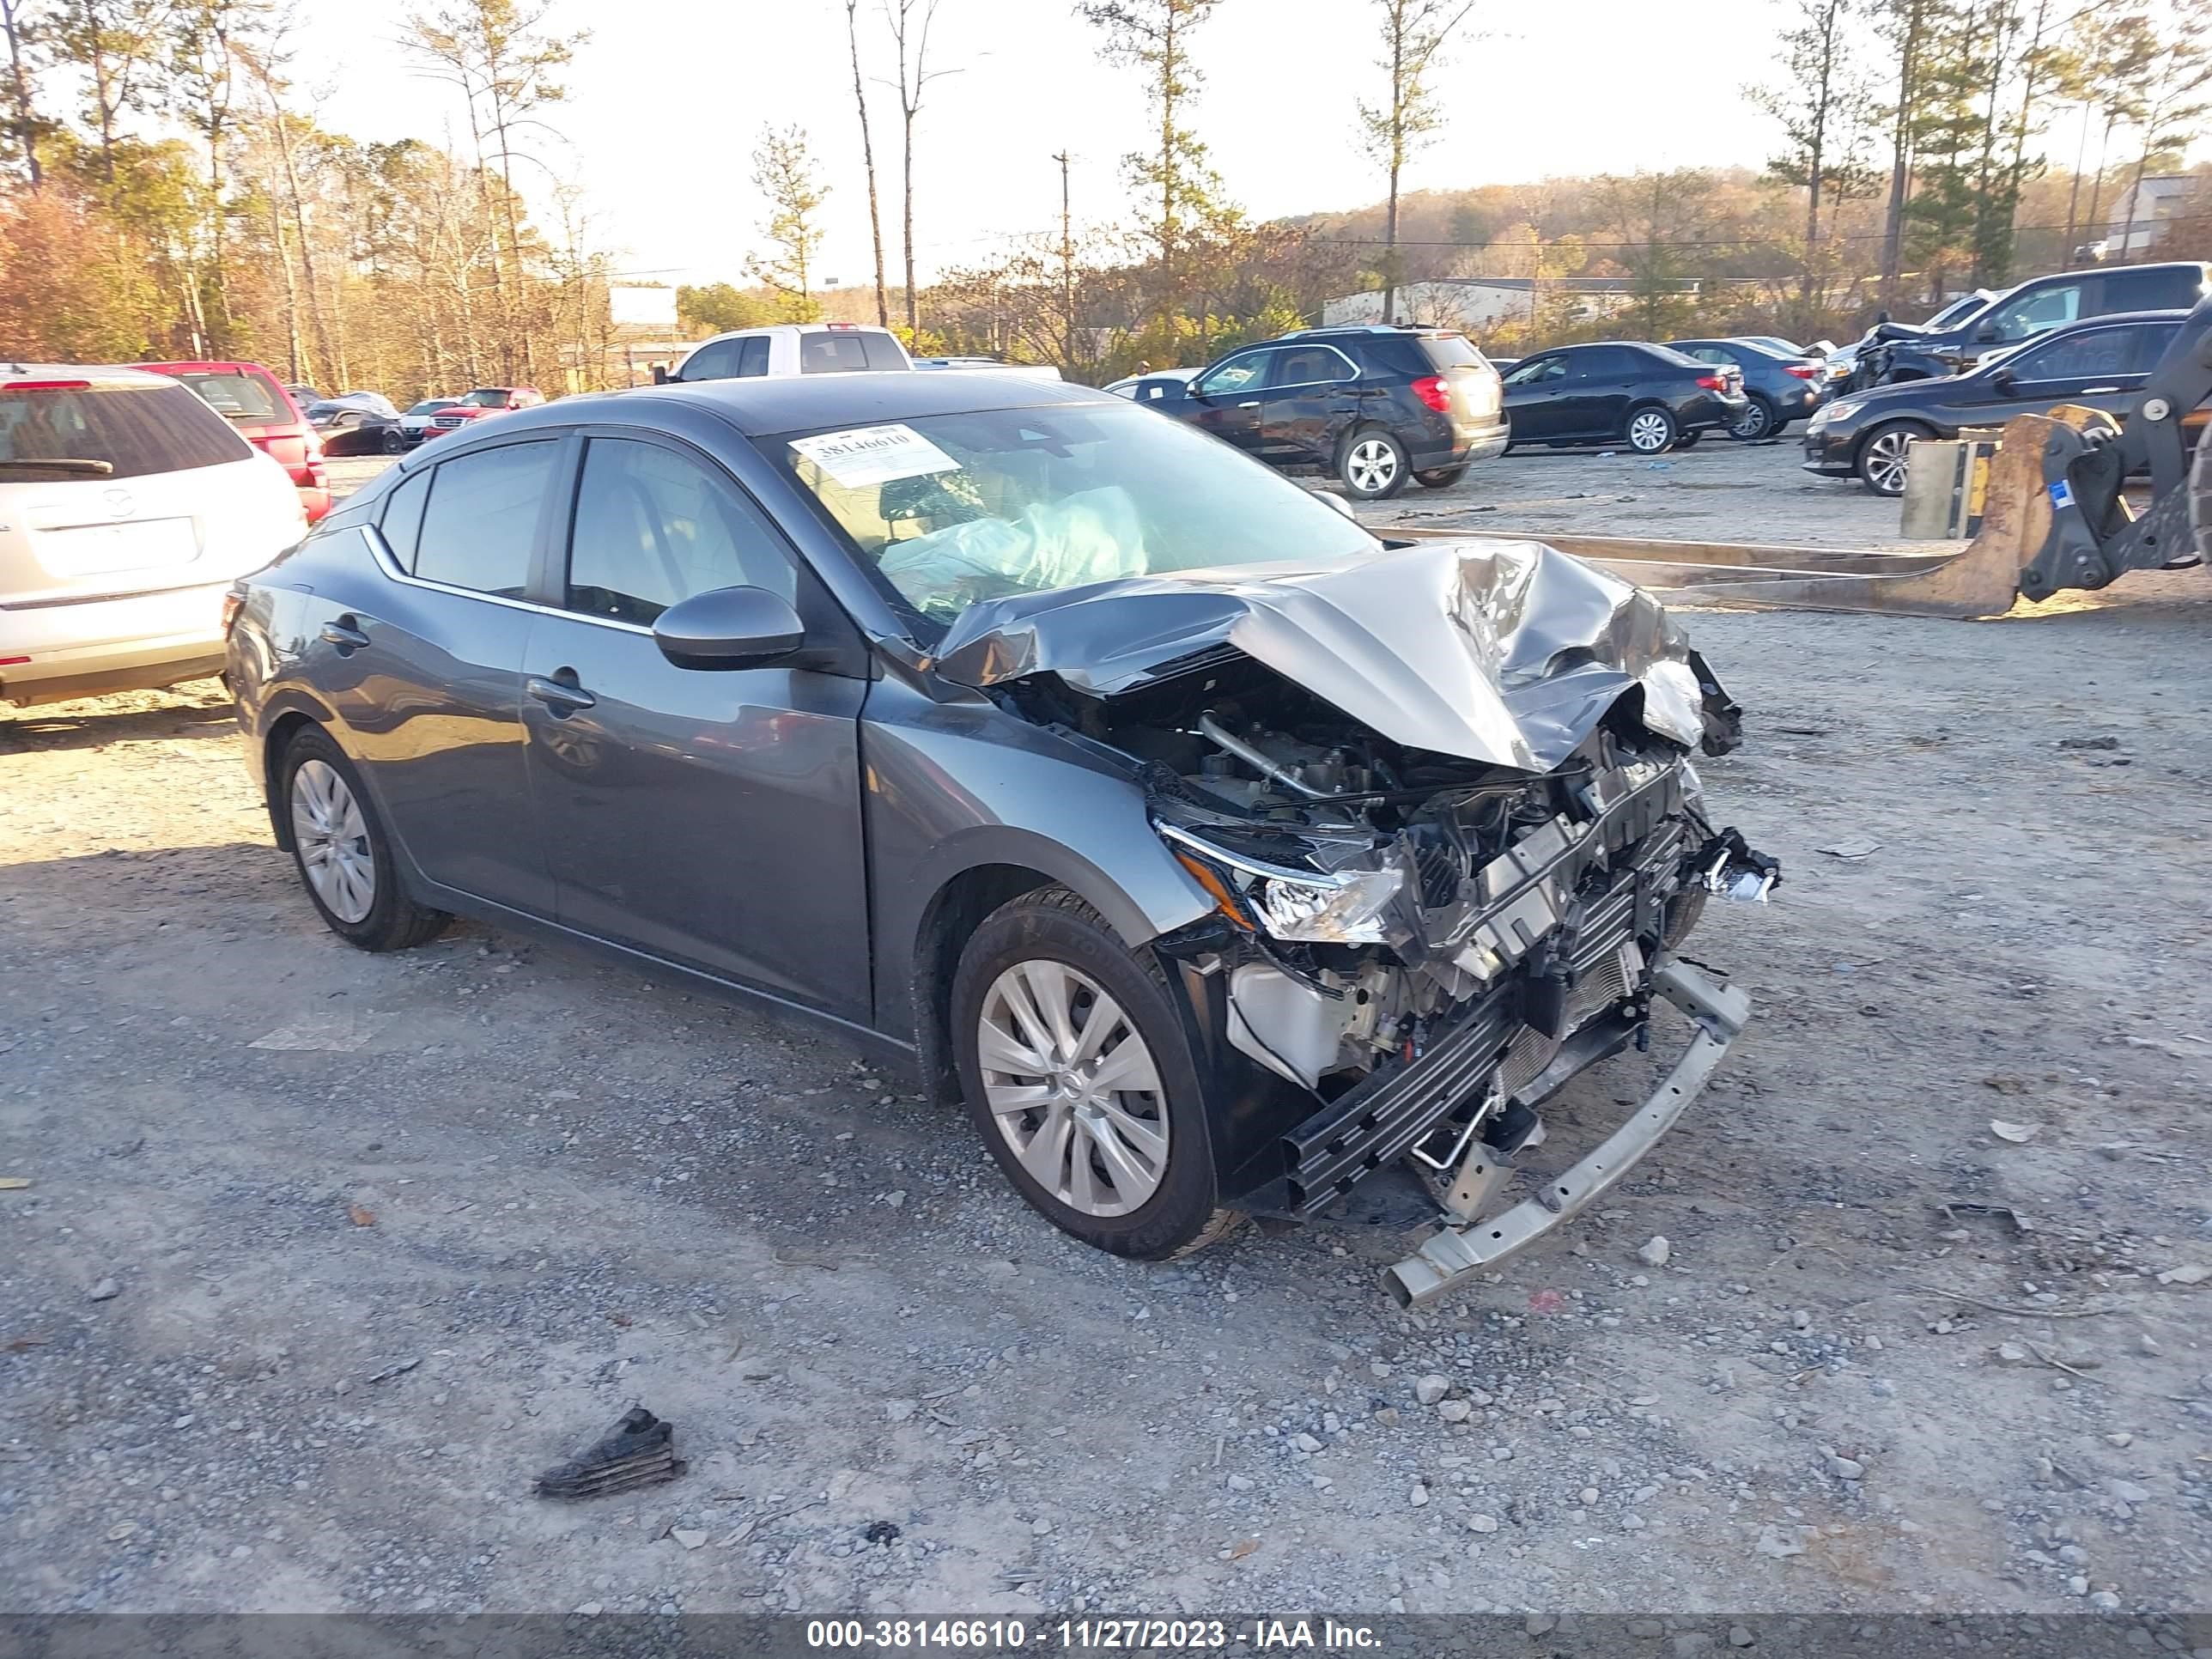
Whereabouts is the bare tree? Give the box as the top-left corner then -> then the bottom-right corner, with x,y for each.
1076,0 -> 1226,286
845,0 -> 887,325
1358,0 -> 1474,322
883,0 -> 953,335
1,0 -> 45,185
1755,0 -> 1880,310
1875,0 -> 1930,305
46,0 -> 171,184
746,122 -> 826,322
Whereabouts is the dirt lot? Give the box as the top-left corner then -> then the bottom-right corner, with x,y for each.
3,446 -> 2210,1630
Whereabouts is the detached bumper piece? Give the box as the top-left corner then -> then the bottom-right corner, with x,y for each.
1384,959 -> 1750,1308
533,1407 -> 687,1500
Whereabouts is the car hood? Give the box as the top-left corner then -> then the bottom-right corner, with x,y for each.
929,538 -> 1740,774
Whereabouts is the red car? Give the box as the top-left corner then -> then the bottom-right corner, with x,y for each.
422,385 -> 546,441
132,360 -> 330,522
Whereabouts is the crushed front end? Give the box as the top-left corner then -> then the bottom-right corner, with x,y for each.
942,538 -> 1780,1304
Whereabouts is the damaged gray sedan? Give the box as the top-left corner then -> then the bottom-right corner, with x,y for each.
227,373 -> 1777,1305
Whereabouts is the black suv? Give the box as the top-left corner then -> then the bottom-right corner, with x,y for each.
1863,261 -> 2212,384
1500,343 -> 1749,453
1144,325 -> 1509,500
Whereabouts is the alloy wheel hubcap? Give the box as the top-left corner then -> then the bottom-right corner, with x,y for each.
1732,402 -> 1769,438
977,961 -> 1169,1218
290,757 -> 376,923
1347,440 -> 1398,492
1629,413 -> 1670,451
1866,432 -> 1911,493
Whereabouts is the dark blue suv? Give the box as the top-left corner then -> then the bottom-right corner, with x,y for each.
1141,325 -> 1510,500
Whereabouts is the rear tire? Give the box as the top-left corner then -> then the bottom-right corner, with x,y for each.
1728,395 -> 1777,441
1337,428 -> 1409,499
1626,405 -> 1678,454
950,886 -> 1237,1260
278,726 -> 448,952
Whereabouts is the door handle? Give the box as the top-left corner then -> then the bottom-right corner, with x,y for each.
1237,400 -> 1260,409
2080,386 -> 2121,394
319,617 -> 369,651
526,673 -> 597,714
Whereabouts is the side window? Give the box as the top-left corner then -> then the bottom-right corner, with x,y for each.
1194,351 -> 1269,397
679,339 -> 740,382
1683,346 -> 1729,365
2010,327 -> 2135,381
564,437 -> 796,628
1503,356 -> 1565,386
378,467 -> 432,570
1267,345 -> 1356,388
1990,282 -> 2083,341
2131,321 -> 2184,373
413,441 -> 556,599
734,337 -> 772,377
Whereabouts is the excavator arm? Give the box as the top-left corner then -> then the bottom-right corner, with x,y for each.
2019,293 -> 2212,601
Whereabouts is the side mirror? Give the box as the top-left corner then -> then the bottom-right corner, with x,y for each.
653,585 -> 805,671
1973,321 -> 2001,343
1989,367 -> 2016,392
1874,310 -> 1892,325
652,364 -> 672,386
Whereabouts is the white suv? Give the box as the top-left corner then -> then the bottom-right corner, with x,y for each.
1,366 -> 307,706
660,323 -> 913,383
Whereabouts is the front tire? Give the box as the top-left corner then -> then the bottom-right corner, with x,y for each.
1626,405 -> 1678,454
1728,395 -> 1777,441
1856,421 -> 1925,496
1338,428 -> 1409,500
951,886 -> 1236,1260
1672,431 -> 1702,450
279,726 -> 448,952
1413,465 -> 1468,489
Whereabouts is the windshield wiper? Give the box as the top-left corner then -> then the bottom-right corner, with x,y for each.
0,458 -> 115,476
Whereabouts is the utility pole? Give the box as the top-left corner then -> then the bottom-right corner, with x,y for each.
1054,149 -> 1075,374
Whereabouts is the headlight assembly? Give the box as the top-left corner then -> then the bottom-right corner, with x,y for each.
1157,822 -> 1407,946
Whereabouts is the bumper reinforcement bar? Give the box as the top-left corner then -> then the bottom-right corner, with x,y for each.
1383,958 -> 1751,1308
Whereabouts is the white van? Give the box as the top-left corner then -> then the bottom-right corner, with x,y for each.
660,324 -> 913,383
0,365 -> 306,705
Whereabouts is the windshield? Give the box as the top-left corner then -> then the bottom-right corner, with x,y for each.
766,401 -> 1379,628
406,400 -> 456,416
462,389 -> 512,408
1929,291 -> 1995,329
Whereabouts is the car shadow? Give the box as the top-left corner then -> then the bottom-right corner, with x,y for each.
0,685 -> 238,755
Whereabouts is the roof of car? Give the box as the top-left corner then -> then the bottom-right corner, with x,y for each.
573,371 -> 1115,437
3,363 -> 194,389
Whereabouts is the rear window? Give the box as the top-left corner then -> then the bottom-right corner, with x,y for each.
1417,334 -> 1490,370
167,369 -> 289,422
801,330 -> 902,373
462,389 -> 514,408
0,383 -> 252,482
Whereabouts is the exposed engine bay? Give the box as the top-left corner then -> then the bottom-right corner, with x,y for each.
935,537 -> 1779,1301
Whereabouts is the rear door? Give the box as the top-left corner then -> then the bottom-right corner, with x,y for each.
1998,322 -> 2164,420
319,437 -> 561,916
1182,349 -> 1274,457
518,430 -> 872,1015
1258,341 -> 1362,461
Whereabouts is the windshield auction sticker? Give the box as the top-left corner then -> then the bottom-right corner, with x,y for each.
789,423 -> 962,489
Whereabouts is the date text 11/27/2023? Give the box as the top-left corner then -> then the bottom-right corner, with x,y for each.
804,1618 -> 1383,1650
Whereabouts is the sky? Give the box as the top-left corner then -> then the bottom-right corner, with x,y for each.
289,0 -> 2074,294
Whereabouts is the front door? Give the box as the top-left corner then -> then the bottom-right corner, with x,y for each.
518,432 -> 873,1019
1182,349 -> 1274,457
320,437 -> 562,916
1258,341 -> 1363,462
1993,320 -> 2165,421
1500,355 -> 1572,441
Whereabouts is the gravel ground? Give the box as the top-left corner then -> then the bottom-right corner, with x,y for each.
3,448 -> 2210,1625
